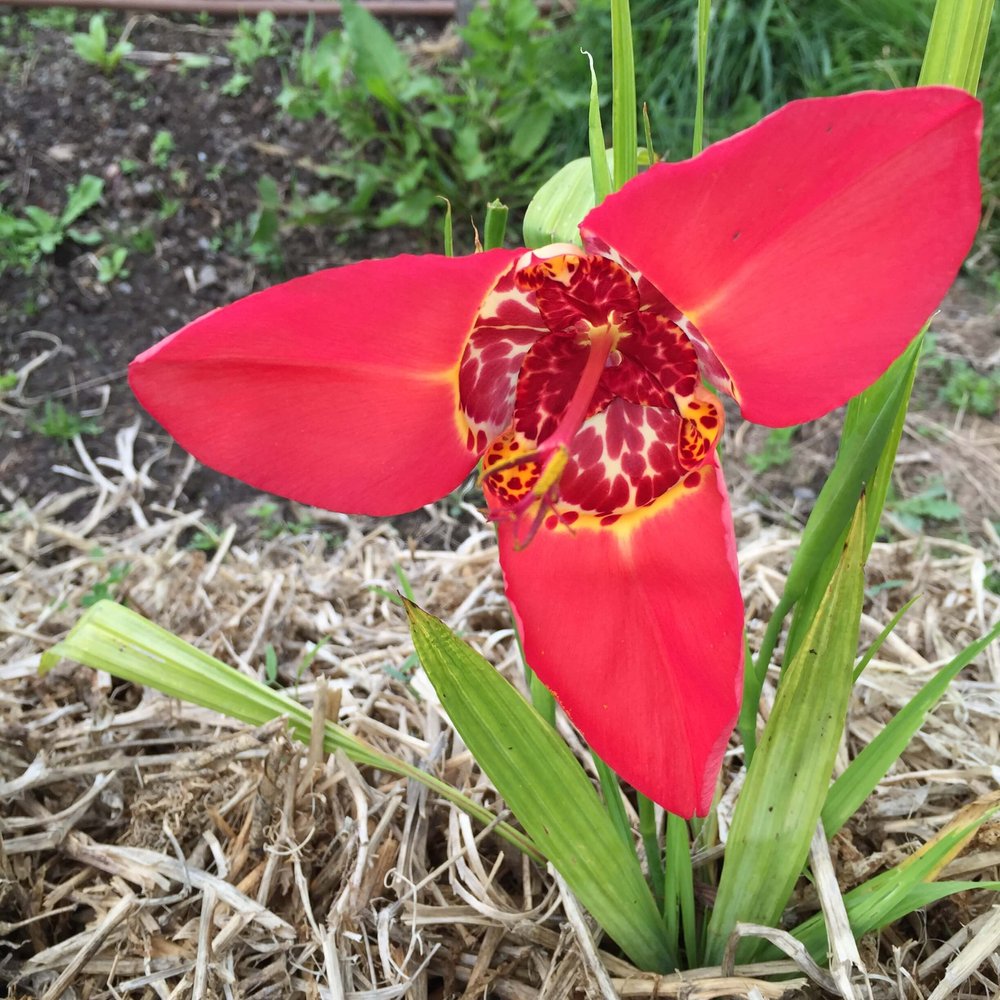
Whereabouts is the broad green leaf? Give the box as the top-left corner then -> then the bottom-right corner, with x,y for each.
511,105 -> 555,161
839,331 -> 925,565
786,340 -> 920,629
743,344 -> 919,760
405,600 -> 673,973
523,152 -> 611,248
340,0 -> 408,108
523,147 -> 648,249
706,500 -> 867,965
823,619 -> 1000,836
23,206 -> 59,234
41,601 -> 539,862
747,339 -> 921,731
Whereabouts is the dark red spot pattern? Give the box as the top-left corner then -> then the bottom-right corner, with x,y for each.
461,250 -> 725,527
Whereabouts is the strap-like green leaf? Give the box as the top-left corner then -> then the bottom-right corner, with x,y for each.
585,51 -> 613,205
823,619 -> 1000,836
610,0 -> 637,189
793,812 -> 999,959
692,0 -> 711,156
919,0 -> 994,91
744,340 -> 921,742
706,500 -> 868,964
405,599 -> 674,973
41,600 -> 540,861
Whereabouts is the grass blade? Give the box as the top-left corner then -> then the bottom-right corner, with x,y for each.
692,0 -> 710,155
853,595 -> 921,682
405,599 -> 673,972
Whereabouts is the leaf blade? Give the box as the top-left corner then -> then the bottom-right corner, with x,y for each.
405,599 -> 673,972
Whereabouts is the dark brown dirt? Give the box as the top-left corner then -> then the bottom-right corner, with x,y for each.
1,10 -> 428,523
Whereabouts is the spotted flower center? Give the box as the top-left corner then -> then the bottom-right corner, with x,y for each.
459,249 -> 722,533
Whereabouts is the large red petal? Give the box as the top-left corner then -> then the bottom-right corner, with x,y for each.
496,463 -> 744,817
130,251 -> 520,514
582,88 -> 982,426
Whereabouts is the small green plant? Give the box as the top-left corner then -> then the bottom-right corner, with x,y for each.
249,500 -> 318,539
71,14 -> 133,74
157,196 -> 182,222
127,227 -> 156,254
886,482 -> 963,534
746,426 -> 796,473
32,401 -> 101,441
0,175 -> 104,275
221,71 -> 252,97
0,371 -> 18,394
243,176 -> 283,268
82,562 -> 130,607
187,523 -> 222,552
150,130 -> 175,170
940,359 -> 1000,416
227,11 -> 278,67
27,8 -> 77,30
263,643 -> 280,686
95,247 -> 129,284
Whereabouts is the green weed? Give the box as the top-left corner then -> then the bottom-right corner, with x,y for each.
71,14 -> 133,74
150,130 -> 175,169
0,175 -> 103,275
746,427 -> 796,473
187,523 -> 222,552
32,401 -> 101,441
95,247 -> 129,284
921,336 -> 1000,417
228,11 -> 279,67
221,71 -> 252,97
263,643 -> 280,686
940,361 -> 1000,416
82,561 -> 130,607
886,482 -> 963,534
249,500 -> 332,542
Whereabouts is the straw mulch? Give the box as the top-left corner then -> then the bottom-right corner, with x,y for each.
2,346 -> 999,998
